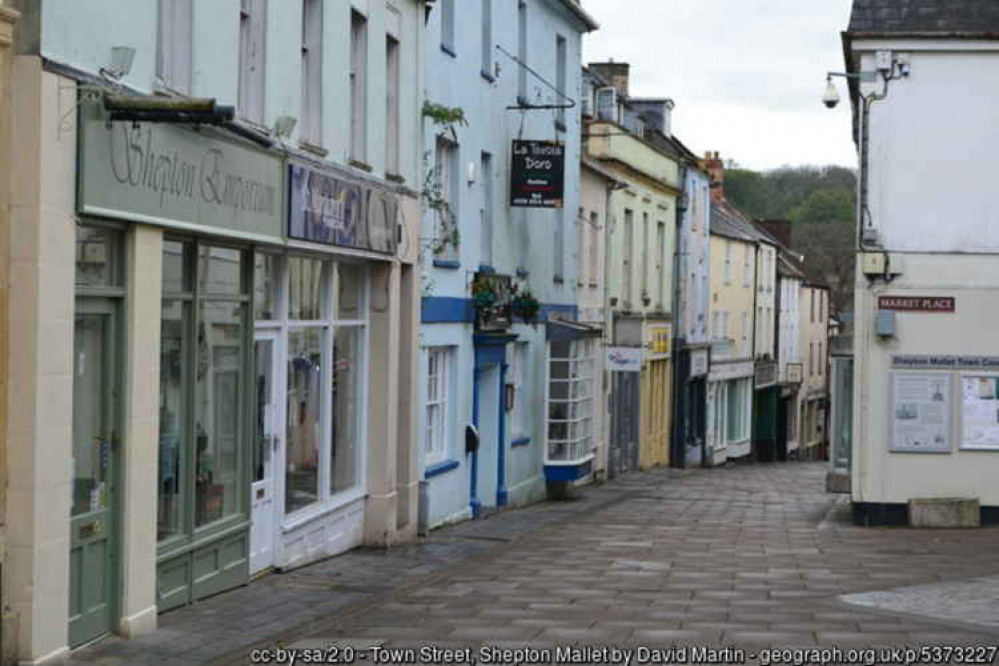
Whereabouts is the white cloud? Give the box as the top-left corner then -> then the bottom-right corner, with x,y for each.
582,0 -> 856,170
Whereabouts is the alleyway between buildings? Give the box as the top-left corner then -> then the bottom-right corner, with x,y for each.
68,463 -> 999,665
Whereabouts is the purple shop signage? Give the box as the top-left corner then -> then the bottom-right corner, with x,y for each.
288,163 -> 398,254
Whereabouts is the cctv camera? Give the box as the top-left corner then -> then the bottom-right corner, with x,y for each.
822,79 -> 840,109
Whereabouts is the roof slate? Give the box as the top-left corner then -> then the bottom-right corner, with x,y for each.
848,0 -> 999,34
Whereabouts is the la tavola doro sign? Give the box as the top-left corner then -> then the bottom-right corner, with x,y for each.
79,106 -> 283,238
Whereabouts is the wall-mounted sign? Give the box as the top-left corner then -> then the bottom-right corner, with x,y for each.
893,355 -> 999,370
755,361 -> 778,389
690,349 -> 709,378
879,296 -> 955,312
889,372 -> 952,453
960,375 -> 999,451
288,163 -> 397,254
79,106 -> 282,239
509,140 -> 564,208
787,363 -> 804,384
606,347 -> 642,373
646,325 -> 672,359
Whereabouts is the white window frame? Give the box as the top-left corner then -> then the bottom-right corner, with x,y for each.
424,347 -> 451,465
385,33 -> 401,176
544,339 -> 597,466
350,10 -> 368,164
517,0 -> 528,100
743,244 -> 751,287
588,212 -> 599,288
157,0 -> 193,94
508,342 -> 529,440
300,0 -> 323,146
432,136 -> 458,260
254,255 -> 370,525
238,0 -> 267,125
441,0 -> 456,54
622,209 -> 634,301
724,242 -> 732,284
480,151 -> 494,267
481,0 -> 493,78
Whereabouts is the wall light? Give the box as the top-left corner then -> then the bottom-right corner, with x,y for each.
105,46 -> 136,80
273,116 -> 297,140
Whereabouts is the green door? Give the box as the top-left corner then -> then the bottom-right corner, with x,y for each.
69,300 -> 120,647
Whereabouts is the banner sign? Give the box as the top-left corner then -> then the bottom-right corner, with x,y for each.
879,296 -> 955,313
288,163 -> 397,254
79,106 -> 282,239
606,347 -> 642,373
893,355 -> 999,370
509,140 -> 565,208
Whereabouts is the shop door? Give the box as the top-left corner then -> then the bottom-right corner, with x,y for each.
251,332 -> 280,574
644,359 -> 671,467
609,372 -> 640,476
69,300 -> 120,647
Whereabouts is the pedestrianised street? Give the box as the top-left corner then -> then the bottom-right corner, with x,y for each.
67,463 -> 999,664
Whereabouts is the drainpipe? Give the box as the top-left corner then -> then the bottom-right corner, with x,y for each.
669,165 -> 687,468
496,361 -> 508,506
470,367 -> 482,518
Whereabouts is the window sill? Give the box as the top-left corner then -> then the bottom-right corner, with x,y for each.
555,119 -> 567,133
349,159 -> 373,173
481,70 -> 496,84
516,95 -> 530,108
281,488 -> 367,534
441,43 -> 457,58
433,259 -> 461,270
478,265 -> 496,275
553,275 -> 564,285
588,281 -> 599,289
425,459 -> 460,479
511,436 -> 531,448
386,172 -> 406,184
299,141 -> 328,158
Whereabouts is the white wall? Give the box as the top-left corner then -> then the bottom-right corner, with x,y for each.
681,168 -> 711,345
39,0 -> 424,186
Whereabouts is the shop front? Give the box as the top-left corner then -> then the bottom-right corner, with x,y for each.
706,359 -> 754,466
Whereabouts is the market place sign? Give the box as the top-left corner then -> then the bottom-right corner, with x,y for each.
79,106 -> 282,239
288,163 -> 398,254
879,296 -> 955,312
509,140 -> 565,208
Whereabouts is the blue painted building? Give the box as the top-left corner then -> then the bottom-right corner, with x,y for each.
419,0 -> 598,528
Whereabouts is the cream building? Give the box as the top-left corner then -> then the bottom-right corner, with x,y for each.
583,63 -> 680,473
3,0 -> 424,660
0,2 -> 19,661
706,201 -> 758,465
799,284 -> 830,459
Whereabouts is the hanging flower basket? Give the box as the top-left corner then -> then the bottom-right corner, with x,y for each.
471,274 -> 512,331
511,286 -> 541,325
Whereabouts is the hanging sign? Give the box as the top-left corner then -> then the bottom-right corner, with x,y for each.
605,347 -> 642,373
288,163 -> 398,254
879,296 -> 955,312
509,140 -> 565,208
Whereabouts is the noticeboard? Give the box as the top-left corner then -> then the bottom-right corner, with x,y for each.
960,374 -> 999,450
509,140 -> 564,208
889,372 -> 952,453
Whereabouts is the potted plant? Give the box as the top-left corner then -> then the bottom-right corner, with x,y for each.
472,279 -> 500,325
511,284 -> 541,325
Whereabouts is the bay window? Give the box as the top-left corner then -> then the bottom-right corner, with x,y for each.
546,339 -> 597,464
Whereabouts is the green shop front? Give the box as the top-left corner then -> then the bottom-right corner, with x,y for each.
76,103 -> 285,642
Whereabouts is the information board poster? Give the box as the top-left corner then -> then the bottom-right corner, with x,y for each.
961,375 -> 999,450
889,373 -> 951,453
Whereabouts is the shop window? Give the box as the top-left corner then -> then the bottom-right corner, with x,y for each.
337,263 -> 366,320
158,240 -> 250,539
288,256 -> 326,321
332,326 -> 363,492
546,339 -> 596,464
253,253 -> 280,321
425,347 -> 451,463
726,378 -> 750,443
286,328 -> 323,514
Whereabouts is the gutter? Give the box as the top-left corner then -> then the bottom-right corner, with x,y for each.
552,0 -> 600,32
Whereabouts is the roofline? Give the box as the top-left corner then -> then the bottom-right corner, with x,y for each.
553,0 -> 600,32
846,31 -> 999,41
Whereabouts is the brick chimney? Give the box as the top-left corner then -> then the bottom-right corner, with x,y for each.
757,219 -> 792,248
701,151 -> 725,203
588,60 -> 630,99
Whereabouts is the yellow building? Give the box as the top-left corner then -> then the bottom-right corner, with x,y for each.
706,200 -> 758,465
799,283 -> 830,458
583,63 -> 680,473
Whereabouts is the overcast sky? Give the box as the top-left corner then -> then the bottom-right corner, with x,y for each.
582,1 -> 856,171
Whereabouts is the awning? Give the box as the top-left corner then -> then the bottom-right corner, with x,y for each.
546,319 -> 602,342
